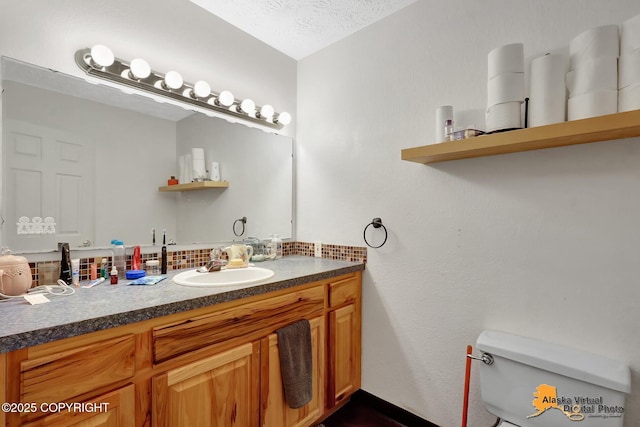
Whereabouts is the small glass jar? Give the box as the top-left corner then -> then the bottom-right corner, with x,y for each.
444,119 -> 454,141
146,259 -> 160,275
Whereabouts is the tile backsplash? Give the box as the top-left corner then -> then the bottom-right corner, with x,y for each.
30,241 -> 366,286
290,241 -> 367,262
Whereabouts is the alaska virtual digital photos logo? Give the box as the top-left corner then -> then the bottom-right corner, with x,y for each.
527,384 -> 624,421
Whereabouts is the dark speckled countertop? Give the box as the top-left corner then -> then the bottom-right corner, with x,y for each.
0,256 -> 364,353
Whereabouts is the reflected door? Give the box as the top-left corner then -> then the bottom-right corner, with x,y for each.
3,119 -> 94,250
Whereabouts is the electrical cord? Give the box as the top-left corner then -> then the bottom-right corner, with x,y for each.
0,279 -> 76,301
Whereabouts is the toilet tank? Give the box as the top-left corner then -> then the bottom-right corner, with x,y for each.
476,330 -> 630,427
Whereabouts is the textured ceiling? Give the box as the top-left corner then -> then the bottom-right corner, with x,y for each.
190,0 -> 417,60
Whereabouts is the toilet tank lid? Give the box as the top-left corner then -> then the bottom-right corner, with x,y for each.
477,330 -> 630,393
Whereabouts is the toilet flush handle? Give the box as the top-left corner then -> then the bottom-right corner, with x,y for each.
467,352 -> 494,365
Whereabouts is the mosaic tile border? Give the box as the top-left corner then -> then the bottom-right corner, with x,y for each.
290,241 -> 367,263
30,241 -> 366,286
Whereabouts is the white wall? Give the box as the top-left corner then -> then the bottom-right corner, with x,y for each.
297,1 -> 640,426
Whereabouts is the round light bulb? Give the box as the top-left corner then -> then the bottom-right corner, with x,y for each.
192,80 -> 211,98
217,90 -> 235,107
239,98 -> 255,114
276,112 -> 292,125
90,44 -> 114,68
129,58 -> 151,79
259,104 -> 275,119
163,71 -> 183,90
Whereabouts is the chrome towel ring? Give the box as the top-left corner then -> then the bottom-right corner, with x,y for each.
233,216 -> 247,237
363,217 -> 387,248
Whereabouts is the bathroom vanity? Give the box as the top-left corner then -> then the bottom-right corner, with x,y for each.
0,257 -> 363,427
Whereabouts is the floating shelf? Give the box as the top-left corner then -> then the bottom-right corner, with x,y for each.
401,109 -> 640,164
158,181 -> 229,192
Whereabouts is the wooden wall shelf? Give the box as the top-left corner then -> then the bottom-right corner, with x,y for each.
158,181 -> 229,192
401,109 -> 640,164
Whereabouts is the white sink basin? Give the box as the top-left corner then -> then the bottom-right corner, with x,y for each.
173,266 -> 275,287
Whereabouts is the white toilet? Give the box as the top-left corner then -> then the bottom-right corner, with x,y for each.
475,330 -> 631,427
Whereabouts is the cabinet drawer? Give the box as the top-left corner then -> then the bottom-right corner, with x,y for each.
153,285 -> 325,363
20,335 -> 135,406
329,275 -> 360,307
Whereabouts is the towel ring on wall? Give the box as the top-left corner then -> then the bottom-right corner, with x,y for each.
233,216 -> 247,237
363,217 -> 388,248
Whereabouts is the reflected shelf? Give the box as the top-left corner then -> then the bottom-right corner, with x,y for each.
158,181 -> 229,192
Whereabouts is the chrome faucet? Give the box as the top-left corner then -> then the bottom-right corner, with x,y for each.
197,247 -> 227,273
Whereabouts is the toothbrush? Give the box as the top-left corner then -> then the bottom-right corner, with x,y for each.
161,229 -> 167,274
82,277 -> 105,288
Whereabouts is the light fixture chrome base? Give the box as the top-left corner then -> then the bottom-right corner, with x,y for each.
74,48 -> 285,130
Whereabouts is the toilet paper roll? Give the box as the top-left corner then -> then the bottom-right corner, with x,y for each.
193,158 -> 206,179
191,148 -> 206,179
488,43 -> 524,79
529,53 -> 567,127
569,25 -> 619,70
184,154 -> 193,183
191,147 -> 205,159
619,50 -> 640,89
566,56 -> 618,97
567,90 -> 617,120
618,82 -> 640,112
178,155 -> 186,185
621,13 -> 640,54
485,101 -> 522,132
435,105 -> 453,143
487,72 -> 524,106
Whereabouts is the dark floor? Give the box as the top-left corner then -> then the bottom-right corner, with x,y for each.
321,399 -> 407,427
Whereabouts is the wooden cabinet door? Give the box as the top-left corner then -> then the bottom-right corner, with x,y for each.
260,316 -> 325,427
328,304 -> 361,408
23,385 -> 135,427
152,341 -> 260,427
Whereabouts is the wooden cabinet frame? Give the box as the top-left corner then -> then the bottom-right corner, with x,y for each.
1,272 -> 362,427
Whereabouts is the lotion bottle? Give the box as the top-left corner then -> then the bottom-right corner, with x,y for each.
71,258 -> 80,287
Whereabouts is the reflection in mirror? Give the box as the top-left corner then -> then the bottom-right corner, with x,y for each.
1,57 -> 293,253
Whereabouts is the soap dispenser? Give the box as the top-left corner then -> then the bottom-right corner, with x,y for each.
270,234 -> 283,259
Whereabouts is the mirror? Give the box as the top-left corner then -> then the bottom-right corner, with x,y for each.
1,57 -> 293,253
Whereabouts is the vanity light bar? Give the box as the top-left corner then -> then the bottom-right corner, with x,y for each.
74,45 -> 291,129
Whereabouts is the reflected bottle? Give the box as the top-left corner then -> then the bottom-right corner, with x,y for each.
111,239 -> 126,279
271,234 -> 283,259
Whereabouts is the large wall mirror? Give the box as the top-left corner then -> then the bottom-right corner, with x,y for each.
1,57 -> 293,253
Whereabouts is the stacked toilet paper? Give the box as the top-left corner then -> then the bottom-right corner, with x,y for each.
619,14 -> 640,112
486,43 -> 524,132
528,53 -> 567,127
567,25 -> 619,120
